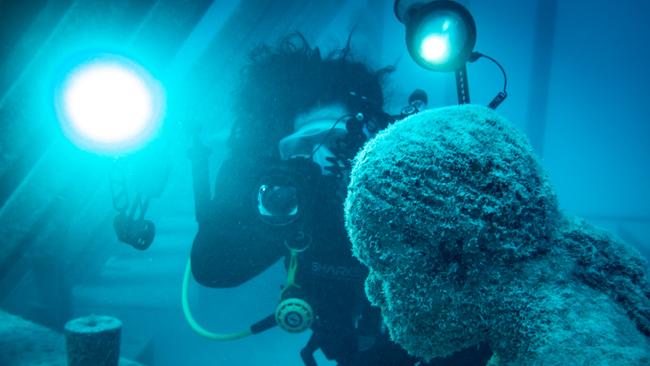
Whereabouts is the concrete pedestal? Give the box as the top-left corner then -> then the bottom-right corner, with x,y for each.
64,315 -> 122,366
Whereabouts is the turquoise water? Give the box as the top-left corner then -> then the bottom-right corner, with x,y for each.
0,1 -> 648,365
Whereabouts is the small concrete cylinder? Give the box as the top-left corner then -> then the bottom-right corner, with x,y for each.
64,315 -> 122,366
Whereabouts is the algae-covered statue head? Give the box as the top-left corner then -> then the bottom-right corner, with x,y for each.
345,104 -> 650,365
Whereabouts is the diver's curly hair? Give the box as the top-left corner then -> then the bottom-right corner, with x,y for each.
228,33 -> 394,158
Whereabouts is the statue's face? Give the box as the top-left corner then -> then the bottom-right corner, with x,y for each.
359,236 -> 484,361
345,138 -> 487,360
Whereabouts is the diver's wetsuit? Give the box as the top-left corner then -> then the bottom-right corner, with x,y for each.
191,156 -> 491,365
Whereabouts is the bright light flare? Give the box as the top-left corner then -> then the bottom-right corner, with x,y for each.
420,34 -> 450,64
57,56 -> 164,154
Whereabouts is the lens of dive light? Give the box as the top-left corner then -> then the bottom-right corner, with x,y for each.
256,180 -> 300,226
404,0 -> 476,72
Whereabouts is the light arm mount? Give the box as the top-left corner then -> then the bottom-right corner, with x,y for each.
454,51 -> 508,109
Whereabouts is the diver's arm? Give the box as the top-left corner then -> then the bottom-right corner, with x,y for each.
191,157 -> 286,288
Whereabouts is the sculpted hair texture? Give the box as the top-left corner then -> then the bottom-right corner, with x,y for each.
228,32 -> 394,159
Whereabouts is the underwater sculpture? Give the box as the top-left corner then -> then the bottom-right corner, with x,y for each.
344,105 -> 650,365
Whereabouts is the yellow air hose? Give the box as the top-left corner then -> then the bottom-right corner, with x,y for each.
181,259 -> 252,341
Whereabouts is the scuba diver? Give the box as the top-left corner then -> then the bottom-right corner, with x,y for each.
189,33 -> 491,366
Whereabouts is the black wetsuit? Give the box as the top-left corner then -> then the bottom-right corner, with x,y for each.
191,156 -> 491,365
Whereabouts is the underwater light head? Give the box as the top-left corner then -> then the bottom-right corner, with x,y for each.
395,0 -> 476,72
394,0 -> 508,109
56,54 -> 164,154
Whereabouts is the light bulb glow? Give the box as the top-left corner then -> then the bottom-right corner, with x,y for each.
57,56 -> 164,154
419,34 -> 450,64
